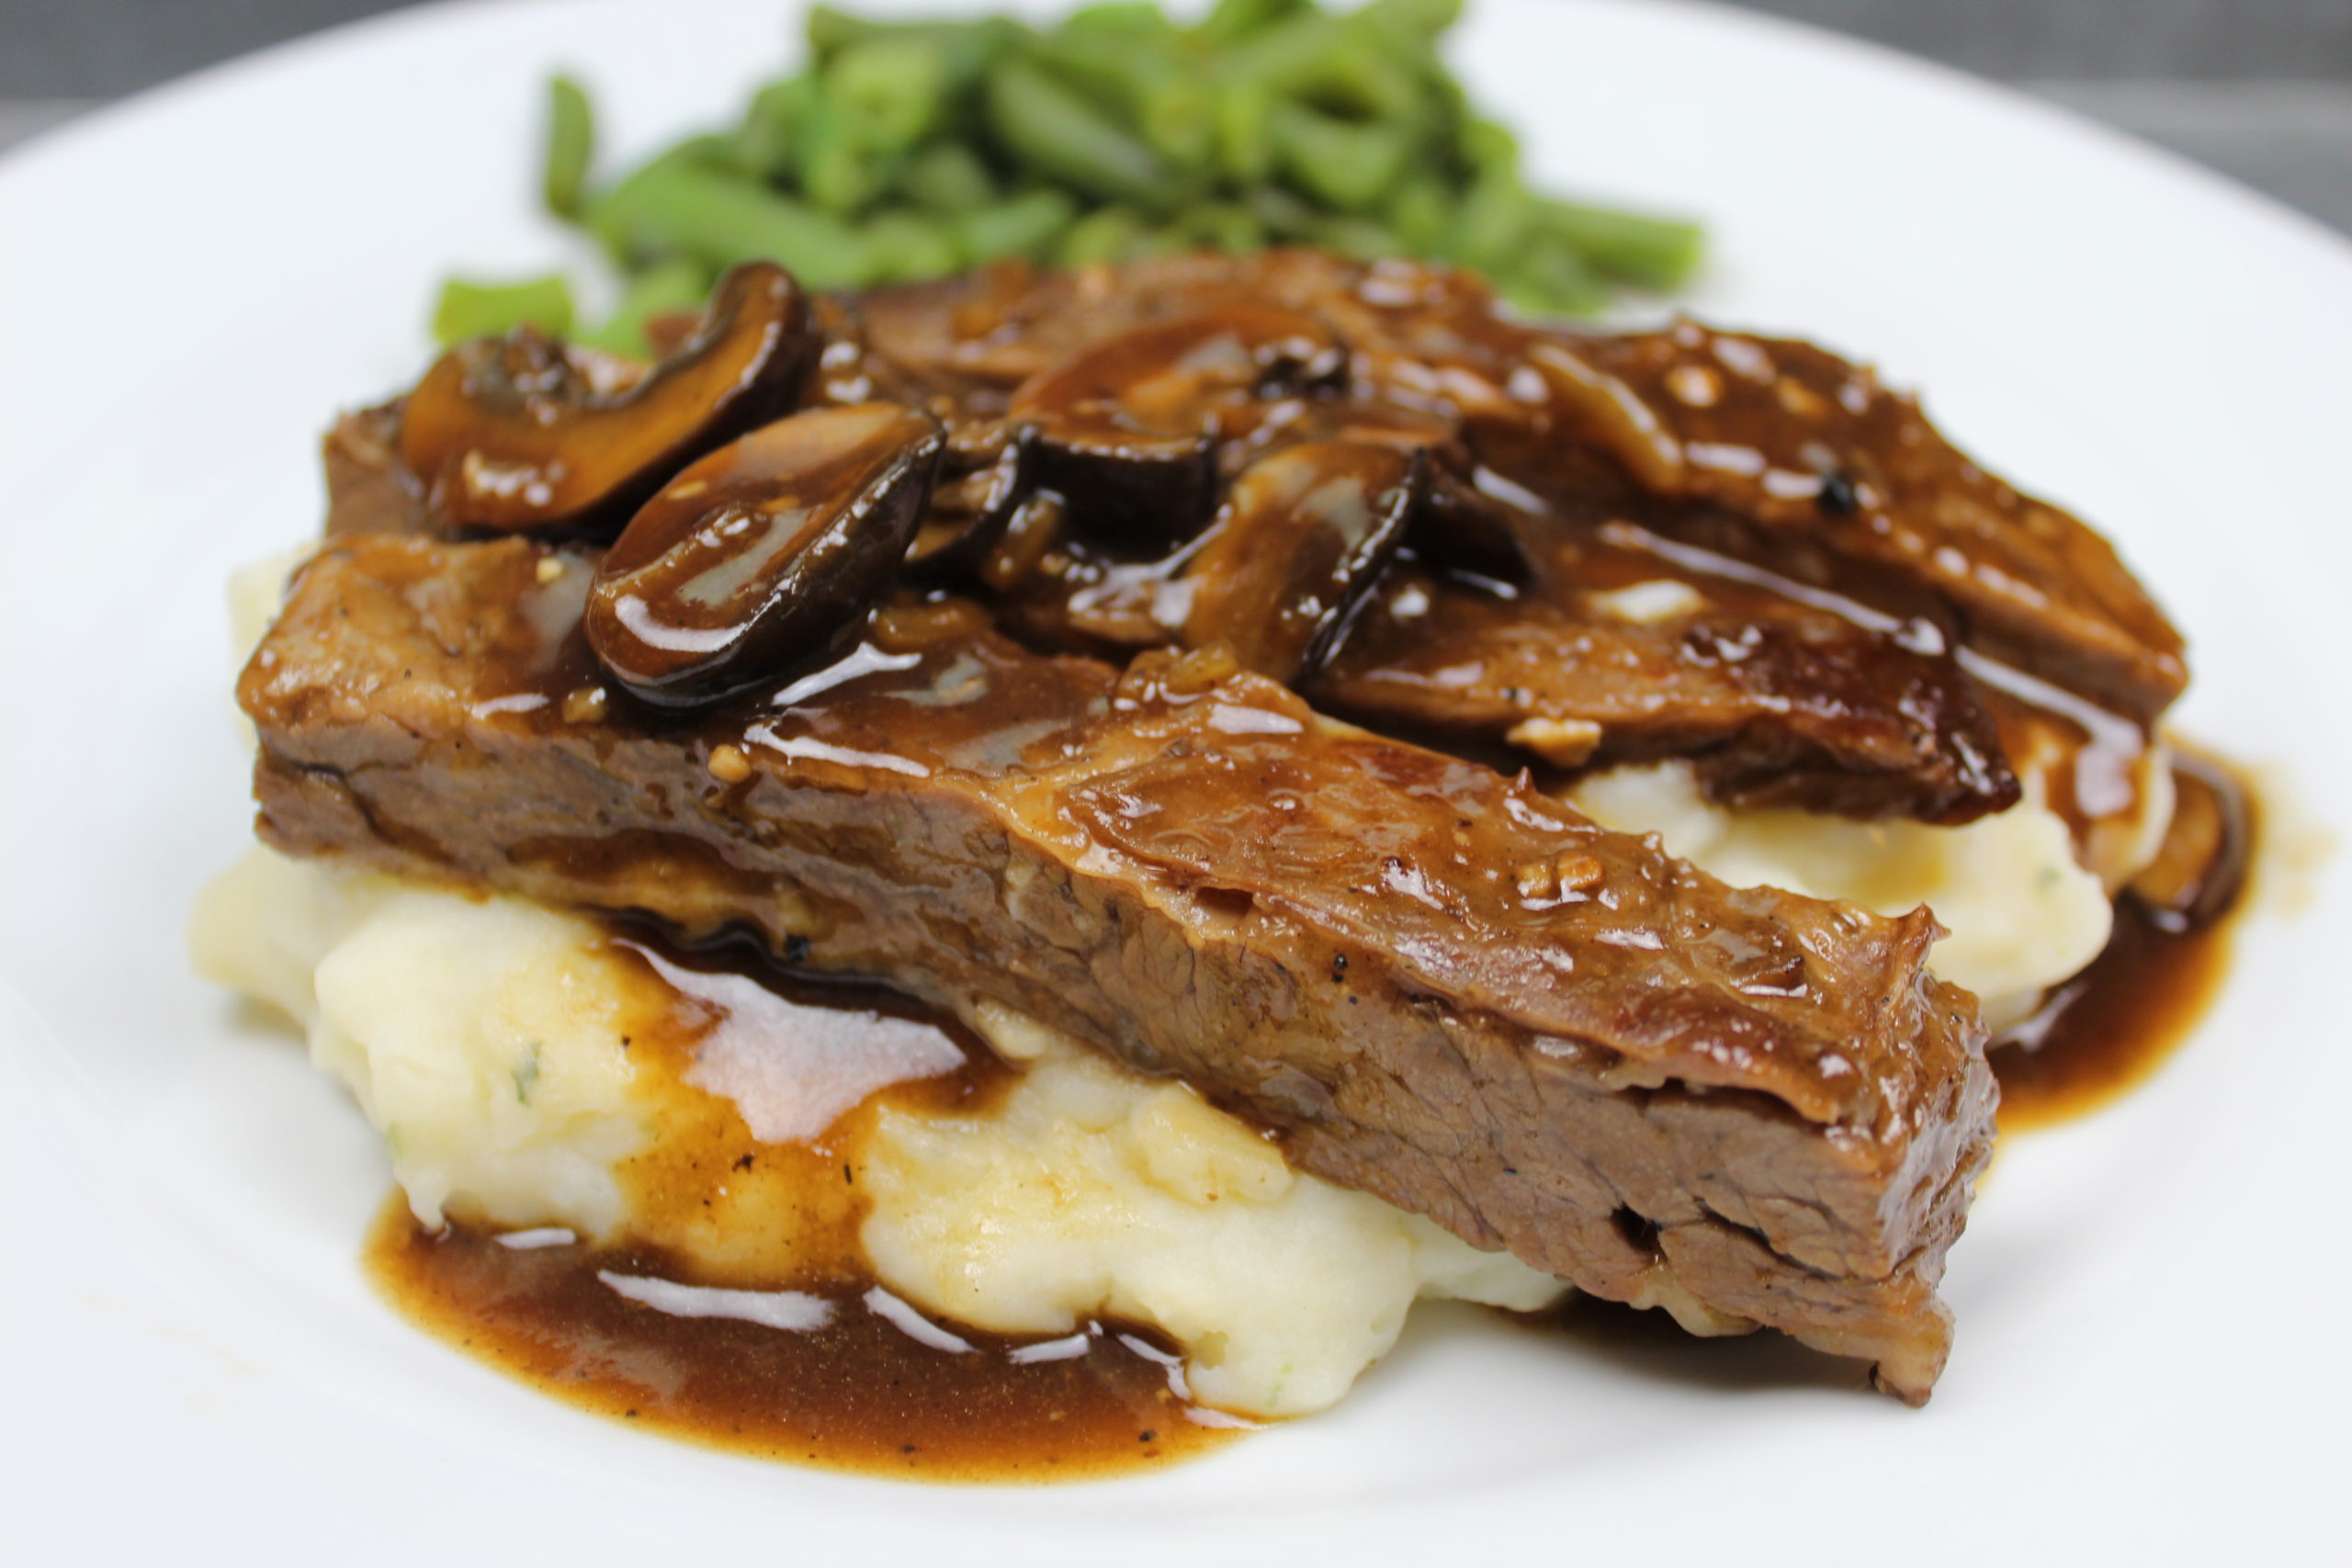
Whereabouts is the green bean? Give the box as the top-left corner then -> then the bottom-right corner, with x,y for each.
542,74 -> 594,220
1029,27 -> 1211,171
1447,162 -> 1533,272
1069,3 -> 1173,30
587,159 -> 872,288
1497,234 -> 1609,318
1538,197 -> 1705,290
1178,200 -> 1266,253
1224,15 -> 1417,123
984,58 -> 1170,207
1197,0 -> 1312,49
1121,223 -> 1193,261
1269,103 -> 1409,212
1312,212 -> 1404,262
1458,114 -> 1518,173
731,76 -> 810,182
1353,0 -> 1462,50
900,141 -> 998,213
1140,74 -> 1218,174
1383,175 -> 1452,254
1053,205 -> 1147,268
828,39 -> 951,153
807,8 -> 1020,94
1215,78 -> 1278,184
432,274 -> 575,346
1243,182 -> 1323,239
957,188 -> 1080,263
861,207 -> 967,282
796,97 -> 892,215
513,1 -> 1707,332
582,131 -> 732,265
574,255 -> 711,356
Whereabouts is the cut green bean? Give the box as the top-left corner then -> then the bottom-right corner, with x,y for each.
1497,233 -> 1610,318
588,159 -> 872,288
1353,0 -> 1462,50
1178,200 -> 1266,253
828,39 -> 951,153
796,98 -> 892,215
574,255 -> 711,356
1383,175 -> 1452,253
732,76 -> 811,182
432,274 -> 575,345
492,0 -> 1706,347
1312,212 -> 1404,262
542,74 -> 594,220
1197,0 -> 1312,49
1064,2 -> 1175,37
984,58 -> 1171,207
900,141 -> 998,213
1459,114 -> 1518,173
1448,163 -> 1533,272
1269,102 -> 1409,212
862,207 -> 967,281
1054,204 -> 1149,267
1243,182 -> 1324,239
1215,78 -> 1278,184
1538,197 -> 1706,290
957,188 -> 1080,263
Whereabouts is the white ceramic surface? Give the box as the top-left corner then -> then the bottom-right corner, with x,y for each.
3,2 -> 2347,1562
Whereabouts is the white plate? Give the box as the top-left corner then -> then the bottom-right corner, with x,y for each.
2,1 -> 2347,1562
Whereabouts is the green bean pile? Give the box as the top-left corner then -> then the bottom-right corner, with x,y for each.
433,0 -> 1703,353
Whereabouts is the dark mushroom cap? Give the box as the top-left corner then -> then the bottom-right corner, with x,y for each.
1006,305 -> 1348,549
584,402 -> 946,709
399,262 -> 814,534
1180,440 -> 1428,683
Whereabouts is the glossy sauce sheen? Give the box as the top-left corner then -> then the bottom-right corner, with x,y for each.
364,928 -> 1242,1483
1994,759 -> 2257,1130
367,1206 -> 1238,1482
1993,900 -> 2243,1132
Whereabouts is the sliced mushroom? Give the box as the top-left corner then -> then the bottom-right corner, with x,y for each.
584,402 -> 945,709
1179,440 -> 1427,683
1006,306 -> 1348,549
2129,753 -> 2254,931
902,420 -> 1034,572
400,262 -> 814,533
1411,468 -> 1535,586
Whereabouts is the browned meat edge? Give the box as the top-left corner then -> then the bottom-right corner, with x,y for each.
242,534 -> 1996,1401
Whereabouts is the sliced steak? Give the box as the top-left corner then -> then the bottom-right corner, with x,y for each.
846,254 -> 2186,728
243,533 -> 1996,1402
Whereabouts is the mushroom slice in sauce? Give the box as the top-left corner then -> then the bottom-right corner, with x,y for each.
1180,440 -> 1427,682
585,402 -> 945,708
1007,306 -> 1349,549
903,420 -> 1033,572
400,262 -> 814,533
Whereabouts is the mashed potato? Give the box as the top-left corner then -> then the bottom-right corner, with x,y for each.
861,1014 -> 1560,1416
192,846 -> 1565,1418
1569,761 -> 2117,1029
201,536 -> 2171,1426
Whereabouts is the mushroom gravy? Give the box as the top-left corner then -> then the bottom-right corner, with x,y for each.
1993,753 -> 2256,1130
366,1206 -> 1241,1482
361,760 -> 2249,1477
362,922 -> 1247,1482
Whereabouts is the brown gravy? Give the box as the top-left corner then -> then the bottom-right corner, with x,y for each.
366,1202 -> 1243,1483
361,756 -> 2255,1473
1993,755 -> 2256,1132
1991,895 -> 2237,1131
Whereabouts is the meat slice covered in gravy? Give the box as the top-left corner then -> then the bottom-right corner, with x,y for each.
243,534 -> 1994,1403
824,252 -> 2180,817
251,249 -> 2211,1406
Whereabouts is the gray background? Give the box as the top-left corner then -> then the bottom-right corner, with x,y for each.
5,0 -> 2349,231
